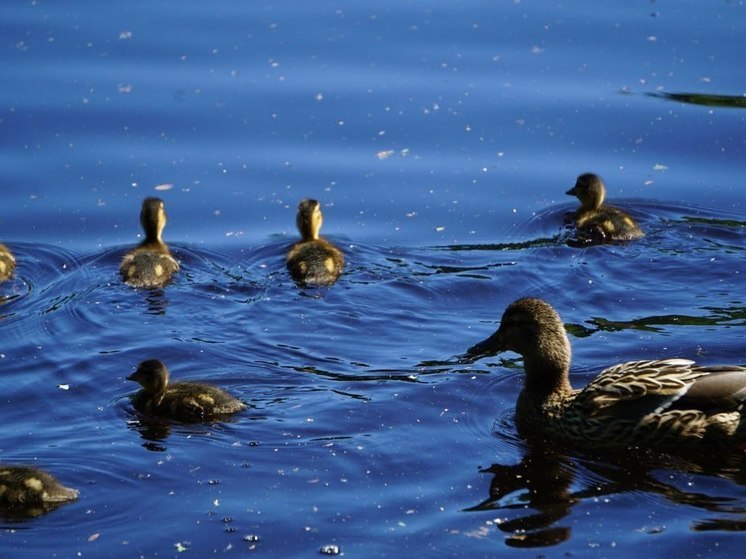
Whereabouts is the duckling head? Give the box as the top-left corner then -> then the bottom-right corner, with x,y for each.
467,298 -> 572,393
566,173 -> 606,211
127,359 -> 170,405
140,197 -> 168,243
34,471 -> 79,503
296,199 -> 323,241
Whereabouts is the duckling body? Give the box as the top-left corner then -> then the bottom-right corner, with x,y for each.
127,359 -> 246,422
286,199 -> 344,287
120,198 -> 179,288
0,243 -> 15,282
566,173 -> 644,242
467,297 -> 746,449
0,465 -> 78,505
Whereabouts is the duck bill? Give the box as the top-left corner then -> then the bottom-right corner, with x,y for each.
42,484 -> 79,503
565,185 -> 578,196
45,485 -> 79,503
466,330 -> 505,357
126,372 -> 139,382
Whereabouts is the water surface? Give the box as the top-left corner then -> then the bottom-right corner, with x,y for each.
1,1 -> 745,557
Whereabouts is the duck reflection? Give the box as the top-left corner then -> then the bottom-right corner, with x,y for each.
466,443 -> 575,547
467,439 -> 746,547
127,414 -> 173,449
143,288 -> 169,315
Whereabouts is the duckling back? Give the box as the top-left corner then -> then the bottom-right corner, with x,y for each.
286,240 -> 344,287
574,206 -> 644,242
0,243 -> 15,282
120,248 -> 179,288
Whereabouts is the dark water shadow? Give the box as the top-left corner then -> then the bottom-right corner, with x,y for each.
466,438 -> 746,548
563,302 -> 746,338
647,91 -> 746,109
0,500 -> 74,522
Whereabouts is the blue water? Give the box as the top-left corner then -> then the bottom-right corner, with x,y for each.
1,1 -> 745,557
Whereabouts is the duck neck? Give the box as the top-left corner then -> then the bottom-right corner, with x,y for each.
153,388 -> 167,407
522,353 -> 573,403
587,191 -> 605,211
143,224 -> 163,244
302,226 -> 320,241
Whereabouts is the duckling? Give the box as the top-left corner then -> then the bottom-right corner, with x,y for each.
0,242 -> 15,282
467,297 -> 746,449
0,465 -> 78,506
286,199 -> 344,286
566,173 -> 644,242
120,197 -> 179,288
127,359 -> 246,422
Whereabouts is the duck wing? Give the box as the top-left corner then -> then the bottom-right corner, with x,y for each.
573,359 -> 746,420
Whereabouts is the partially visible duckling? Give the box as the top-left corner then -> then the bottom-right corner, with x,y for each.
120,197 -> 179,288
0,465 -> 78,506
127,359 -> 246,422
0,243 -> 15,282
286,199 -> 345,286
566,173 -> 644,242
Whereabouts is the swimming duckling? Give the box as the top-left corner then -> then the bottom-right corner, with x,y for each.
286,199 -> 345,287
0,465 -> 78,506
467,297 -> 746,450
120,197 -> 179,288
566,173 -> 644,242
0,243 -> 15,282
127,359 -> 246,422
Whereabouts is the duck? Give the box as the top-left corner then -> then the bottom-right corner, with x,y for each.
466,297 -> 746,449
0,464 -> 78,506
0,243 -> 15,282
127,359 -> 246,422
566,173 -> 644,242
286,199 -> 344,287
120,197 -> 179,288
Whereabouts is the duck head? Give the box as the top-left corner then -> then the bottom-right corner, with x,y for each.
140,197 -> 168,243
296,199 -> 323,241
128,359 -> 170,405
467,298 -> 573,395
566,173 -> 606,211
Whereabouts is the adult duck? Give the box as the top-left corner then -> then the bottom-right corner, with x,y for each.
467,297 -> 746,449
